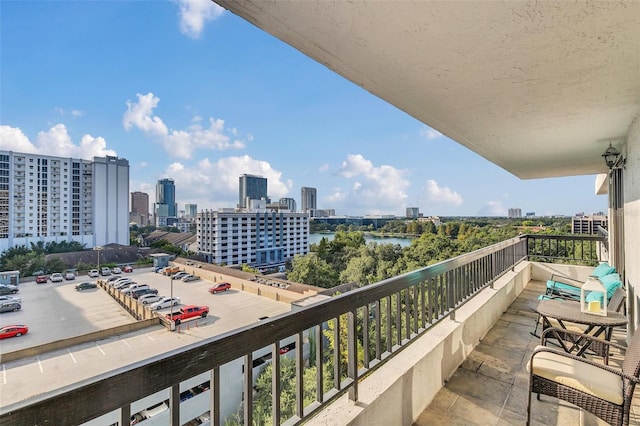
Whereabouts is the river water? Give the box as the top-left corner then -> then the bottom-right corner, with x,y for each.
308,232 -> 415,247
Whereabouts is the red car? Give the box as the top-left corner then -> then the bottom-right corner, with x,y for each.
209,282 -> 231,293
0,324 -> 28,339
122,265 -> 133,273
36,275 -> 48,284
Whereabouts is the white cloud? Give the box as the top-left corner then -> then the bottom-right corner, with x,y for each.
420,126 -> 442,140
123,92 -> 246,159
328,154 -> 409,215
149,155 -> 291,211
424,179 -> 463,206
71,109 -> 85,117
0,124 -> 116,160
478,200 -> 507,216
318,163 -> 329,172
175,0 -> 224,39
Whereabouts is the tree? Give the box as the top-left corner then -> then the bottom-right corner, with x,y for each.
288,255 -> 339,288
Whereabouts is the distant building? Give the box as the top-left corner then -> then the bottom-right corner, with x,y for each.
279,197 -> 296,212
174,221 -> 193,233
0,151 -> 129,252
572,214 -> 608,235
185,203 -> 198,220
197,210 -> 309,267
301,187 -> 317,212
131,191 -> 149,225
406,207 -> 420,219
239,174 -> 267,209
154,178 -> 177,227
508,208 -> 522,218
525,212 -> 536,218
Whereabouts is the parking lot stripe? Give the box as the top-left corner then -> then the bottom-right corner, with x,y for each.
67,349 -> 77,364
36,356 -> 44,373
2,364 -> 6,384
146,334 -> 155,341
95,342 -> 106,355
121,339 -> 131,348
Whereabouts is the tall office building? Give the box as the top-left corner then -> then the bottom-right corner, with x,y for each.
508,208 -> 522,218
131,191 -> 150,225
185,204 -> 198,220
572,214 -> 608,235
406,207 -> 420,219
197,209 -> 309,266
279,197 -> 296,212
301,187 -> 317,213
154,178 -> 177,227
0,151 -> 129,252
238,174 -> 267,209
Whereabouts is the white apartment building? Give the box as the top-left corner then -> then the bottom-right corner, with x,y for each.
0,151 -> 129,252
197,209 -> 309,267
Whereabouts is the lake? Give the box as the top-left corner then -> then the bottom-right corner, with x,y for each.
309,232 -> 415,247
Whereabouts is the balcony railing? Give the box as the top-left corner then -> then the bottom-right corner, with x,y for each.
0,234 -> 605,426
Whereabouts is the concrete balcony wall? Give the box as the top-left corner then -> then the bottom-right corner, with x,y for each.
307,261 -> 531,425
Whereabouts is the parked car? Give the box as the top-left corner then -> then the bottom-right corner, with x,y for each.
153,266 -> 163,273
130,288 -> 158,299
138,294 -> 163,305
209,282 -> 231,293
112,278 -> 133,288
114,281 -> 135,291
50,273 -> 64,283
0,324 -> 28,339
88,269 -> 100,278
165,305 -> 209,325
149,296 -> 181,311
171,272 -> 189,280
0,285 -> 19,295
64,272 -> 76,280
183,275 -> 201,283
112,267 -> 122,274
122,265 -> 133,273
0,302 -> 21,313
0,295 -> 22,304
75,282 -> 97,291
100,267 -> 111,276
106,276 -> 122,284
36,275 -> 48,284
121,283 -> 149,294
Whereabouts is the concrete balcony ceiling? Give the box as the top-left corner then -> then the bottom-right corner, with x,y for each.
215,1 -> 640,179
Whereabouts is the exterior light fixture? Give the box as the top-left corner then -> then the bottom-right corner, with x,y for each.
602,143 -> 621,169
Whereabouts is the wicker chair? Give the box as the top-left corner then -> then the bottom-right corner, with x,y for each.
527,327 -> 640,426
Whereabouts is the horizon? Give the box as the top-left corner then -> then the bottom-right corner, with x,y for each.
1,1 -> 607,218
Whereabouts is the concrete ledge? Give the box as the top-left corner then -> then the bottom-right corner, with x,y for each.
306,261 -> 531,426
0,318 -> 161,363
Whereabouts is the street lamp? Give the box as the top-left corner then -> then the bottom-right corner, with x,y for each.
170,275 -> 174,330
93,246 -> 103,273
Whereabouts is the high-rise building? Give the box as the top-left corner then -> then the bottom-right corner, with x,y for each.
238,174 -> 267,209
279,197 -> 296,212
197,209 -> 309,267
508,208 -> 522,218
301,187 -> 317,213
0,151 -> 130,252
572,214 -> 608,235
131,191 -> 149,225
185,203 -> 198,220
406,207 -> 420,219
154,178 -> 177,227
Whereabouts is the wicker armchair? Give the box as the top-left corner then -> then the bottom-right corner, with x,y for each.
527,327 -> 640,426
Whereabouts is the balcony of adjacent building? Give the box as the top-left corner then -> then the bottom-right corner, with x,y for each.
4,233 -> 635,426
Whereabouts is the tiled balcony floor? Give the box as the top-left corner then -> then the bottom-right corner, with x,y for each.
414,279 -> 640,426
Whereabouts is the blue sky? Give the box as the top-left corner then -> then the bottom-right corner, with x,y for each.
1,1 -> 607,218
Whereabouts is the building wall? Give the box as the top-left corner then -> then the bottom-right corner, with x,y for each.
571,214 -> 608,234
624,113 -> 640,334
197,210 -> 309,267
155,178 -> 177,224
93,156 -> 130,247
131,191 -> 149,225
301,186 -> 317,212
239,174 -> 267,209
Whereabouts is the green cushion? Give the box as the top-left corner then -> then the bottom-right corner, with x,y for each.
593,263 -> 616,278
585,274 -> 622,303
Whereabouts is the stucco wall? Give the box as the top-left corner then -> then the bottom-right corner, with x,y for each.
624,113 -> 640,334
306,262 -> 531,426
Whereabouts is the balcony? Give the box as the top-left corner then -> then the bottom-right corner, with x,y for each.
0,234 -> 632,426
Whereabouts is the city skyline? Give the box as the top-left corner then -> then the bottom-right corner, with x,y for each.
1,1 -> 608,217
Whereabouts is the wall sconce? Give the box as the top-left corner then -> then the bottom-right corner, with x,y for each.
602,143 -> 622,169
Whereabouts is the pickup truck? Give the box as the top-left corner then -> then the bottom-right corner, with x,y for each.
165,305 -> 209,325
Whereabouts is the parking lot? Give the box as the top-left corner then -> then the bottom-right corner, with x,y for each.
0,266 -> 293,406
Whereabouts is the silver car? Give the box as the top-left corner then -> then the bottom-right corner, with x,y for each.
0,295 -> 22,304
139,294 -> 163,305
0,302 -> 21,313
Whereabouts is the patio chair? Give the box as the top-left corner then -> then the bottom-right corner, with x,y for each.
527,327 -> 640,426
545,262 -> 617,300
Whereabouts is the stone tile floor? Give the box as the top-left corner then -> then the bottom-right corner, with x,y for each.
414,279 -> 640,426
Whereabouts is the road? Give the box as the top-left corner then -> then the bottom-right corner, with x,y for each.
0,268 -> 291,407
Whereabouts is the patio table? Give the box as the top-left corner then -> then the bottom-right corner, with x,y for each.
530,299 -> 627,364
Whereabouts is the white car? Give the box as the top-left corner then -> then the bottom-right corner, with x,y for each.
88,269 -> 99,278
121,284 -> 149,294
0,295 -> 22,304
139,294 -> 163,305
149,296 -> 181,311
171,272 -> 189,280
50,273 -> 64,283
111,277 -> 132,287
112,267 -> 122,274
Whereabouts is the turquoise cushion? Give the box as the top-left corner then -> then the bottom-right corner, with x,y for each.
585,274 -> 622,303
593,263 -> 616,278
